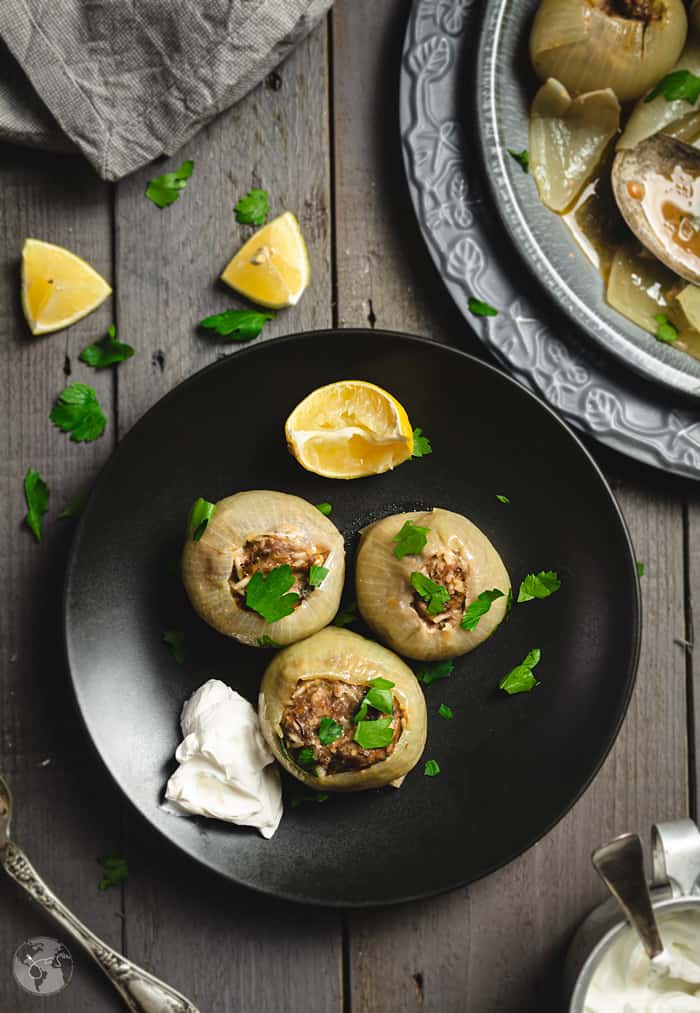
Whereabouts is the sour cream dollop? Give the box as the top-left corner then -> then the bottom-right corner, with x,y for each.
164,679 -> 282,838
584,909 -> 700,1013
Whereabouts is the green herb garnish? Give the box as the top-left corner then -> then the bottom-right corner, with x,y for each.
246,564 -> 299,623
468,297 -> 498,317
645,70 -> 700,106
333,602 -> 358,627
79,325 -> 134,369
461,588 -> 505,631
655,314 -> 679,344
23,469 -> 49,543
98,855 -> 128,891
198,308 -> 274,341
50,383 -> 106,443
410,571 -> 450,615
162,630 -> 188,664
637,561 -> 645,577
424,759 -> 441,777
499,648 -> 541,695
496,494 -> 509,504
412,427 -> 432,457
438,704 -> 453,720
295,747 -> 316,771
353,677 -> 395,723
187,497 -> 216,541
517,570 -> 561,603
316,502 -> 332,516
309,565 -> 329,588
415,659 -> 454,686
291,789 -> 329,808
234,188 -> 269,226
146,159 -> 194,208
507,148 -> 530,173
393,520 -> 429,560
354,716 -> 394,750
256,635 -> 280,648
59,494 -> 87,519
318,717 -> 343,746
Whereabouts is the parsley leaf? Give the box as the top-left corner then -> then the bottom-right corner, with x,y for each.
424,759 -> 441,777
655,314 -> 679,344
309,565 -> 329,588
246,564 -> 300,623
412,427 -> 432,457
507,148 -> 530,173
235,188 -> 269,226
438,704 -> 453,720
499,648 -> 541,695
645,70 -> 700,105
415,659 -> 454,685
637,561 -> 645,577
333,602 -> 358,627
461,588 -> 505,631
496,494 -> 510,504
98,855 -> 128,891
295,747 -> 316,771
353,678 -> 395,724
257,635 -> 280,648
291,789 -> 329,808
187,497 -> 216,541
316,502 -> 332,516
50,383 -> 106,443
59,494 -> 87,519
411,571 -> 450,615
23,469 -> 49,543
468,297 -> 498,317
79,325 -> 134,369
163,630 -> 188,664
146,159 -> 194,208
517,570 -> 561,603
318,717 -> 343,745
393,520 -> 429,560
199,308 -> 274,341
354,716 -> 394,749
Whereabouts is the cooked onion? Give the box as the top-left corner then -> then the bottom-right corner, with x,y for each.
618,39 -> 700,151
530,0 -> 687,103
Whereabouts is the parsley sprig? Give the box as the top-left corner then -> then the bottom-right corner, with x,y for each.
393,520 -> 429,559
517,571 -> 560,603
235,188 -> 269,226
98,855 -> 128,891
655,314 -> 679,344
246,564 -> 300,623
199,309 -> 274,341
412,427 -> 432,457
645,70 -> 700,106
318,717 -> 343,746
24,469 -> 49,543
50,383 -> 106,443
468,297 -> 498,317
461,588 -> 505,631
507,148 -> 530,173
146,160 -> 194,208
187,497 -> 216,541
411,571 -> 450,615
499,648 -> 541,695
79,325 -> 134,368
415,660 -> 454,686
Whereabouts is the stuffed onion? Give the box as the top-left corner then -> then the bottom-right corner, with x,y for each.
182,490 -> 345,647
356,508 -> 510,662
258,628 -> 427,791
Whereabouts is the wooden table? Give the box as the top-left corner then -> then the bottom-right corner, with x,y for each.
1,3 -> 698,1010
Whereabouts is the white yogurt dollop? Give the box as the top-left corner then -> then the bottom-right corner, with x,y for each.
165,679 -> 282,838
584,909 -> 700,1013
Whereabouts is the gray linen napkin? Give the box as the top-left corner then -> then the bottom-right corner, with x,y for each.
0,0 -> 331,179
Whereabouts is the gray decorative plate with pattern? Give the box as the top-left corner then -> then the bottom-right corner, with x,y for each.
399,0 -> 700,480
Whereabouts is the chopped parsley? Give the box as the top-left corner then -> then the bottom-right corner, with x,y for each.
309,565 -> 329,588
23,469 -> 49,543
316,502 -> 332,516
415,659 -> 454,686
496,494 -> 510,504
637,561 -> 645,577
438,704 -> 453,720
655,314 -> 679,344
234,188 -> 269,226
468,297 -> 498,317
333,602 -> 358,627
424,759 -> 441,777
246,564 -> 299,623
507,148 -> 530,173
291,789 -> 329,808
645,70 -> 700,106
50,383 -> 106,443
59,494 -> 87,519
295,747 -> 316,771
393,520 -> 429,559
353,677 -> 395,723
198,308 -> 274,341
162,630 -> 188,664
256,635 -> 280,648
187,497 -> 216,541
79,325 -> 134,368
410,571 -> 450,615
499,648 -> 541,695
145,159 -> 194,208
354,716 -> 394,750
461,588 -> 505,631
517,570 -> 561,603
412,427 -> 432,457
98,855 -> 128,891
318,717 -> 343,746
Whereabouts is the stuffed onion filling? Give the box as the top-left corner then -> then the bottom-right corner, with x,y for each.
280,678 -> 404,776
602,0 -> 659,22
412,550 -> 469,629
229,533 -> 329,608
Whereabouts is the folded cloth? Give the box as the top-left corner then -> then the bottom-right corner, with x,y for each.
0,0 -> 331,180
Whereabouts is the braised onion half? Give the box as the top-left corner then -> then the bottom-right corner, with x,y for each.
530,0 -> 687,103
258,628 -> 427,791
618,39 -> 700,151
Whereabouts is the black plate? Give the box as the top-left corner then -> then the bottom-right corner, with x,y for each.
65,330 -> 640,906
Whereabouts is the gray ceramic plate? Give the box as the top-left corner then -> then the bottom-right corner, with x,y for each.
400,0 -> 700,479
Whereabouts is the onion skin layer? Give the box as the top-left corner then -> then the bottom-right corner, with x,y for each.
182,490 -> 345,647
530,0 -> 687,103
258,628 -> 427,791
355,508 -> 510,662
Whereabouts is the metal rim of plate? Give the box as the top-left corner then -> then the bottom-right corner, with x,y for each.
399,0 -> 700,481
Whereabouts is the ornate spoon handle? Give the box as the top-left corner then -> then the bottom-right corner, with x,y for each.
2,840 -> 199,1013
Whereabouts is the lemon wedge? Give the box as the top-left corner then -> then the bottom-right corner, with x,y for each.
220,212 -> 309,309
21,238 -> 112,335
285,381 -> 414,480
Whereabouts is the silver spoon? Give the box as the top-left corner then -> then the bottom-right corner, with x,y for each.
0,772 -> 200,1012
592,832 -> 671,976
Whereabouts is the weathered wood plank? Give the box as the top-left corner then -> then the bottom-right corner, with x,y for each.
688,495 -> 700,822
332,3 -> 689,1011
113,22 -> 342,1013
0,143 -> 123,1010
